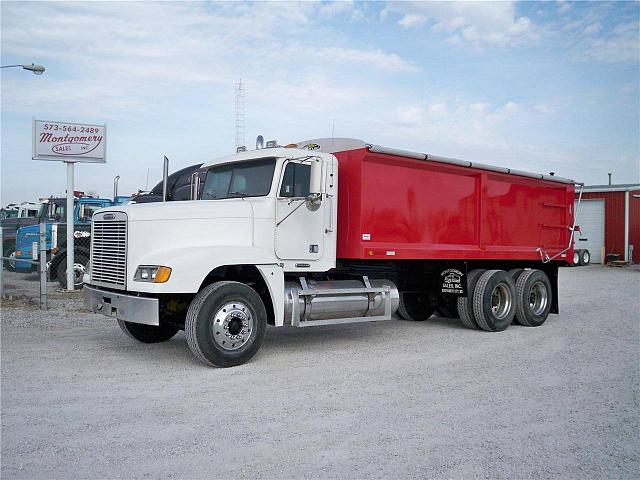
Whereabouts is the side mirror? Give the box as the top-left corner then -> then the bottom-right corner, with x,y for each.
309,158 -> 322,196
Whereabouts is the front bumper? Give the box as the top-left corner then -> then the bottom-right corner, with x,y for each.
83,285 -> 159,326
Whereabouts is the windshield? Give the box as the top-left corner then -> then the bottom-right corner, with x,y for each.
201,158 -> 276,200
42,202 -> 65,221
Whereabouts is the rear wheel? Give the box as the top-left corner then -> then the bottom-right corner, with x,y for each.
57,254 -> 88,289
508,268 -> 524,281
398,292 -> 435,321
185,281 -> 267,367
435,305 -> 457,318
456,269 -> 486,329
579,249 -> 591,266
572,250 -> 580,266
514,269 -> 552,327
117,320 -> 179,343
473,270 -> 516,332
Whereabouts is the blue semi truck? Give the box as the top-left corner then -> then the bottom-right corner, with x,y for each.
14,196 -> 129,288
13,163 -> 200,288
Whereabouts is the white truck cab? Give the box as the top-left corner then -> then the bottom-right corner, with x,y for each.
84,141 -> 398,367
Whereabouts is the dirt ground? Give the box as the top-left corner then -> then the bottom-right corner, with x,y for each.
1,266 -> 638,479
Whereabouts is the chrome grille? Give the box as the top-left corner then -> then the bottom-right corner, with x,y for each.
91,216 -> 127,287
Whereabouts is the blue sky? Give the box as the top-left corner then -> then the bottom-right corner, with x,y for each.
1,1 -> 638,204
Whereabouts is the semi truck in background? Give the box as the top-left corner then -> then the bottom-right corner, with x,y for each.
14,196 -> 129,288
13,165 -> 201,287
1,202 -> 41,270
131,163 -> 203,203
84,138 -> 579,367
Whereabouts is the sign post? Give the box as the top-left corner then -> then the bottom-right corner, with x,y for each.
32,119 -> 107,291
66,162 -> 74,290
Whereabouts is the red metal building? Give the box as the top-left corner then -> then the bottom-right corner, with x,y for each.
576,184 -> 640,264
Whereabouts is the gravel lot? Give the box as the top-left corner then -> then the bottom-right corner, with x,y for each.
1,266 -> 638,479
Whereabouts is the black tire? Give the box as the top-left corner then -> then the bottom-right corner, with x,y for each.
508,268 -> 524,281
3,241 -> 16,272
397,292 -> 435,321
579,249 -> 591,266
3,250 -> 17,272
185,281 -> 267,367
57,254 -> 88,289
117,320 -> 179,343
514,269 -> 552,327
456,269 -> 486,329
473,270 -> 516,332
435,305 -> 457,318
572,250 -> 580,266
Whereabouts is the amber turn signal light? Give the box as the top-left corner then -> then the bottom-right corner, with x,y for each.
153,266 -> 172,283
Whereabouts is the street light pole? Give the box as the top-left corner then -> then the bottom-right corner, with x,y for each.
0,63 -> 46,75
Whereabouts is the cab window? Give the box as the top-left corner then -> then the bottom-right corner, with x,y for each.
78,203 -> 102,222
49,203 -> 65,221
279,162 -> 311,198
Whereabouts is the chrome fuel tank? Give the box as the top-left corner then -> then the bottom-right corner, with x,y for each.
283,278 -> 399,326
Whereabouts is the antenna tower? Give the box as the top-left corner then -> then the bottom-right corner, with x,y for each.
235,79 -> 245,148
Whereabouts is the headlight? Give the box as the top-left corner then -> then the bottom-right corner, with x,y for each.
134,265 -> 172,283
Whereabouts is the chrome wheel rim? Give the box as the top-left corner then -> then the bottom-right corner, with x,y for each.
212,301 -> 253,351
573,251 -> 579,264
491,283 -> 512,320
529,281 -> 548,315
8,252 -> 16,268
73,263 -> 86,284
582,251 -> 589,263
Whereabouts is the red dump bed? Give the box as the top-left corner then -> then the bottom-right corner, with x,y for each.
332,147 -> 575,263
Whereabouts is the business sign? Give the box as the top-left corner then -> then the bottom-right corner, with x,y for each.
32,119 -> 107,163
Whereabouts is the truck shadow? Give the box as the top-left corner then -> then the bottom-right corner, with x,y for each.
260,314 -> 469,348
94,314 -> 469,368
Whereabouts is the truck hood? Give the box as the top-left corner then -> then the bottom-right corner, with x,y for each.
16,224 -> 43,250
100,199 -> 255,222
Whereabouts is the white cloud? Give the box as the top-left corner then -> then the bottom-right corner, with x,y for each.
314,46 -> 420,73
583,21 -> 640,64
534,104 -> 556,114
0,1 -> 417,119
398,14 -> 427,29
385,1 -> 539,47
584,23 -> 602,35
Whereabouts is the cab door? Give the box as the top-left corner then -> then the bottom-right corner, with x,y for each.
275,160 -> 325,261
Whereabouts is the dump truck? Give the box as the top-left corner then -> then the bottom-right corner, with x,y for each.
84,138 -> 579,367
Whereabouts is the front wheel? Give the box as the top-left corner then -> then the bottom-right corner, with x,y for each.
3,242 -> 16,272
57,255 -> 88,289
3,250 -> 17,272
185,281 -> 267,367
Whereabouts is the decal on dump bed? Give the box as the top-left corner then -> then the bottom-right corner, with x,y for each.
440,268 -> 467,296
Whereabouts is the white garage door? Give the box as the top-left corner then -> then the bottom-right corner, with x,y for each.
574,199 -> 605,263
